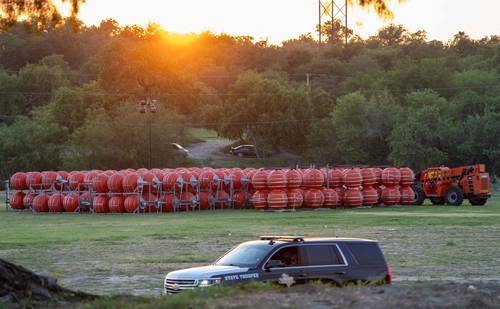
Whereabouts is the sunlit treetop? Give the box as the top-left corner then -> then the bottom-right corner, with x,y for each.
1,0 -> 404,31
0,0 -> 84,30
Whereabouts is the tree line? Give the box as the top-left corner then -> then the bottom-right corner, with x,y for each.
0,19 -> 499,179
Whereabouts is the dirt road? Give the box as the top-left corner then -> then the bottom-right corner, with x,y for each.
187,139 -> 233,160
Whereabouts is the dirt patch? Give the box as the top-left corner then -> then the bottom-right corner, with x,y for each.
0,259 -> 96,308
187,139 -> 233,160
209,283 -> 500,309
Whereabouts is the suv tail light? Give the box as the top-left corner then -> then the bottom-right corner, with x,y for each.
387,265 -> 392,285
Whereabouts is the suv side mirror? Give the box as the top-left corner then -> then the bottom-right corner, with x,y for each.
265,260 -> 284,271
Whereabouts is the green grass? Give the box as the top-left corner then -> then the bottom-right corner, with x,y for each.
1,201 -> 500,296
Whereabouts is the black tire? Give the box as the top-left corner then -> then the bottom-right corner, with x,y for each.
412,184 -> 425,205
444,186 -> 464,206
429,197 -> 445,205
469,197 -> 488,206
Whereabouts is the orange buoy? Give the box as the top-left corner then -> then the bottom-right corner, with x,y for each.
267,170 -> 287,190
287,189 -> 304,209
68,172 -> 85,190
233,191 -> 247,209
267,190 -> 288,210
198,191 -> 213,210
399,168 -> 415,186
371,168 -> 383,184
215,190 -> 230,208
382,187 -> 401,206
9,192 -> 24,209
252,190 -> 268,210
361,168 -> 376,186
161,194 -> 178,212
322,188 -> 340,208
23,193 -> 35,209
382,168 -> 401,186
83,171 -> 98,187
344,169 -> 362,188
26,172 -> 43,190
48,194 -> 64,212
9,172 -> 27,190
63,194 -> 79,212
124,195 -> 139,213
399,186 -> 415,205
93,195 -> 109,213
32,194 -> 49,212
286,169 -> 302,188
344,188 -> 363,208
92,173 -> 109,193
199,171 -> 216,189
362,186 -> 379,206
303,169 -> 324,188
162,172 -> 182,191
142,193 -> 158,212
41,171 -> 58,190
304,189 -> 325,208
123,172 -> 140,192
107,173 -> 124,193
335,187 -> 345,206
251,170 -> 268,190
109,195 -> 125,213
327,169 -> 344,188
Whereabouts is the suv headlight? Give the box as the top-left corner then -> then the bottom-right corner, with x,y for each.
198,278 -> 222,287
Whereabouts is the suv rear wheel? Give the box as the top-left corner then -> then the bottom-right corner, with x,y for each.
444,186 -> 464,206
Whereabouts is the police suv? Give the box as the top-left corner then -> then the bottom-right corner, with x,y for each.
164,236 -> 391,294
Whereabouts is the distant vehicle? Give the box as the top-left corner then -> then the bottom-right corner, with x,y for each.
164,236 -> 391,294
171,143 -> 189,157
230,145 -> 257,157
412,164 -> 490,206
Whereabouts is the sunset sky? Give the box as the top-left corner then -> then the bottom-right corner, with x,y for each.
60,0 -> 499,44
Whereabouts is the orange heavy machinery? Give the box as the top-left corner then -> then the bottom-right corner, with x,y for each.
412,164 -> 490,206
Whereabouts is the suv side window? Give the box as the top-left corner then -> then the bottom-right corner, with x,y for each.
305,245 -> 344,266
268,246 -> 304,267
347,243 -> 385,265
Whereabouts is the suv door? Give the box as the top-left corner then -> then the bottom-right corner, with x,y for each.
261,245 -> 307,285
301,244 -> 349,284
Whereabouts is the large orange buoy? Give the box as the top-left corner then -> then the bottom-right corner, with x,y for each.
83,171 -> 98,187
233,191 -> 247,209
107,173 -> 124,193
9,192 -> 24,209
198,192 -> 213,210
303,169 -> 324,188
344,188 -> 363,208
93,195 -> 109,213
140,172 -> 158,193
335,187 -> 345,206
382,168 -> 401,186
252,190 -> 268,210
26,172 -> 43,190
399,168 -> 415,186
344,169 -> 362,188
267,190 -> 288,210
162,172 -> 182,191
214,190 -> 230,208
79,192 -> 92,207
10,172 -> 27,190
199,170 -> 216,189
287,189 -> 304,209
123,172 -> 140,192
362,186 -> 379,206
286,169 -> 302,188
23,193 -> 35,209
161,194 -> 178,212
322,188 -> 339,208
68,172 -> 85,190
92,173 -> 109,193
63,194 -> 79,212
267,170 -> 287,190
399,186 -> 414,205
180,192 -> 197,209
371,168 -> 383,185
180,172 -> 197,191
124,195 -> 139,213
327,169 -> 344,188
226,170 -> 249,190
251,170 -> 268,190
142,193 -> 159,212
48,194 -> 64,212
304,189 -> 325,208
32,194 -> 49,212
109,195 -> 125,213
41,171 -> 58,190
382,187 -> 401,206
361,168 -> 376,186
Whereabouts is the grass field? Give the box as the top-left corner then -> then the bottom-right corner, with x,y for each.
1,200 -> 500,297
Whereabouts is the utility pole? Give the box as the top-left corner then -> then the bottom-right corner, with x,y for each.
138,78 -> 157,169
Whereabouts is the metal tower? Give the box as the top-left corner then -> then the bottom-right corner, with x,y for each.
318,0 -> 348,45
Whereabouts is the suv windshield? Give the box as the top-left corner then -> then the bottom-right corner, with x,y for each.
216,243 -> 271,268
